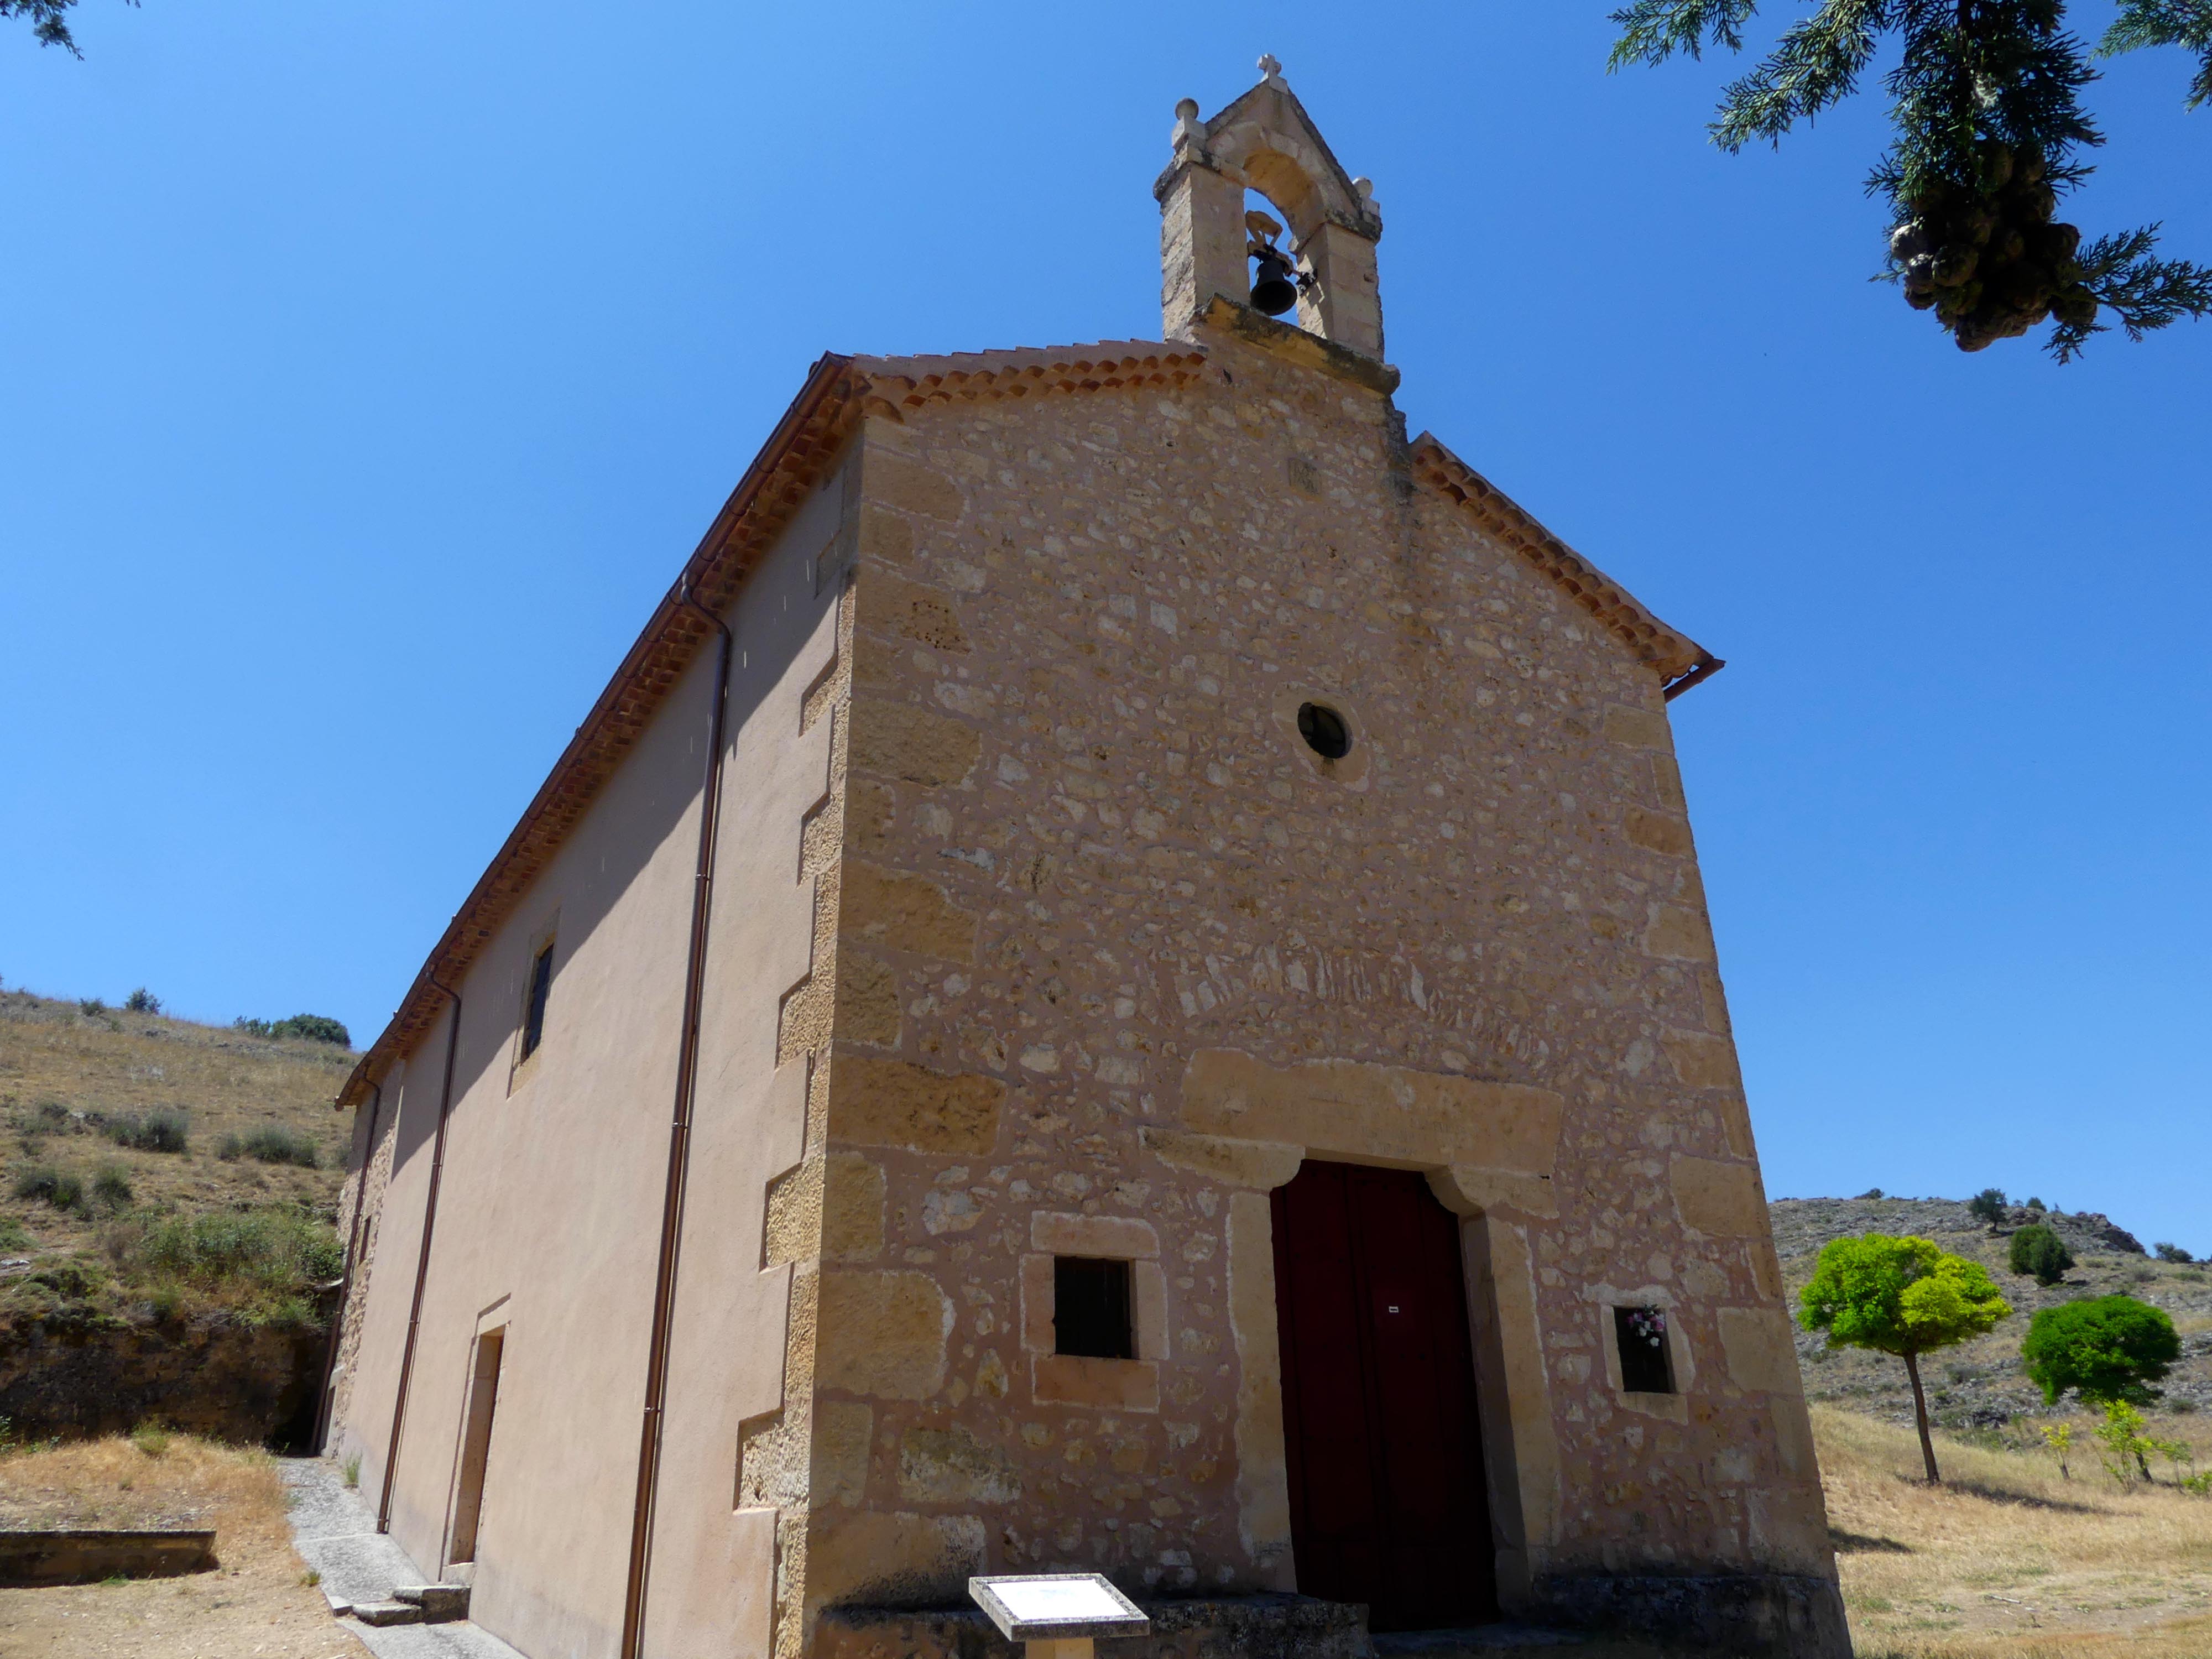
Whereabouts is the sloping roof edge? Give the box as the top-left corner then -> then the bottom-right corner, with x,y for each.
335,341 -> 1212,1109
335,352 -> 860,1108
335,346 -> 1713,1109
1408,432 -> 1719,689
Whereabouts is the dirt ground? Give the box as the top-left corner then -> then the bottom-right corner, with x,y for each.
3,1411 -> 2208,1657
0,1433 -> 366,1659
1819,1404 -> 2212,1657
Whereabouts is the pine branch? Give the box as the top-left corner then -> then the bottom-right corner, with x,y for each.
1611,0 -> 2211,360
2,0 -> 84,54
2049,224 -> 2212,357
2103,0 -> 2212,106
1712,0 -> 1892,150
1608,0 -> 1766,70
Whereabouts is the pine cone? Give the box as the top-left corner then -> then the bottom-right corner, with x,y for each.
2031,222 -> 2082,264
1933,246 -> 1980,287
2052,288 -> 2099,330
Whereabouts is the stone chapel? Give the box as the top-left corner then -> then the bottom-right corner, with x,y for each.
325,59 -> 1848,1659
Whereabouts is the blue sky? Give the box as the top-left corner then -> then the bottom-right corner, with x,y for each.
3,2 -> 2206,1251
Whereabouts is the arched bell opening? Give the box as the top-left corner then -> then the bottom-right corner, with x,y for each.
1157,67 -> 1386,359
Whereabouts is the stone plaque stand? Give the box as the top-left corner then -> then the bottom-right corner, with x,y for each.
969,1573 -> 1151,1659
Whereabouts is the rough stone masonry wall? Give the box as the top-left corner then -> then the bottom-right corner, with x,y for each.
797,325 -> 1829,1639
747,578 -> 861,1659
325,1059 -> 404,1457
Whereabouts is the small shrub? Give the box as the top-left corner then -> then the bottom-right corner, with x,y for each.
2154,1242 -> 2196,1264
2026,1196 -> 2047,1212
145,1281 -> 184,1321
104,1109 -> 188,1155
91,1165 -> 133,1210
2094,1400 -> 2157,1485
32,1100 -> 74,1133
1968,1187 -> 2008,1224
123,988 -> 161,1015
2039,1421 -> 2074,1478
245,1292 -> 318,1329
2010,1224 -> 2075,1285
24,1256 -> 102,1301
269,1014 -> 350,1047
129,1207 -> 345,1304
342,1453 -> 361,1489
1855,1187 -> 1885,1201
131,1422 -> 171,1457
218,1125 -> 320,1168
77,998 -> 105,1018
0,1215 -> 28,1250
12,1166 -> 85,1215
2182,1469 -> 2212,1496
301,1568 -> 322,1588
237,1013 -> 351,1047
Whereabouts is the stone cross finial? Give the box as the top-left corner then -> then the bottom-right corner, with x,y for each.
1257,53 -> 1284,85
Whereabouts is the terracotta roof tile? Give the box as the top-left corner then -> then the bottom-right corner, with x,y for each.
1408,433 -> 1715,686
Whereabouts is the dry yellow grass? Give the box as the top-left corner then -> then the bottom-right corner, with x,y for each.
1817,1404 -> 2212,1657
0,1433 -> 364,1657
0,989 -> 352,1318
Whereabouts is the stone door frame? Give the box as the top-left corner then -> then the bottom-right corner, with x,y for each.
1145,1046 -> 1568,1611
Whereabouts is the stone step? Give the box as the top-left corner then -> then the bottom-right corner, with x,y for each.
351,1600 -> 425,1627
393,1583 -> 472,1623
1373,1626 -> 1664,1659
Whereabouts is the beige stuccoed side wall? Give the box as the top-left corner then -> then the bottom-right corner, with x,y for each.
332,474 -> 849,1659
796,321 -> 1832,1640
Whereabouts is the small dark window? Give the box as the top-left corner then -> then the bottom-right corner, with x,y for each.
1615,1306 -> 1674,1394
520,941 -> 555,1062
1054,1257 -> 1135,1360
1297,702 -> 1352,760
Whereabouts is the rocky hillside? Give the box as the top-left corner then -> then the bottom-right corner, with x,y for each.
1772,1194 -> 2212,1433
0,984 -> 354,1434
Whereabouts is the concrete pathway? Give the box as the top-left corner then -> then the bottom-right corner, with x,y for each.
281,1458 -> 527,1659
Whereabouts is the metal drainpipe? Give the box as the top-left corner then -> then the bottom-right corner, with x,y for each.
312,1078 -> 383,1453
378,974 -> 463,1535
619,583 -> 735,1659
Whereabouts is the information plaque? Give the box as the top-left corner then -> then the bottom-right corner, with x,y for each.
968,1573 -> 1150,1648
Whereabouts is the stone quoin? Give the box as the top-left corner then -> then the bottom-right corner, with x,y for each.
322,59 -> 1846,1659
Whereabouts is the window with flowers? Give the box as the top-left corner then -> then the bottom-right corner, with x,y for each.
1614,1305 -> 1675,1395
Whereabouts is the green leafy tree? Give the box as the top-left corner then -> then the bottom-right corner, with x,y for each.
2010,1223 -> 2076,1285
1609,1 -> 2212,358
1968,1187 -> 2009,1224
2022,1293 -> 2180,1406
1799,1232 -> 2012,1481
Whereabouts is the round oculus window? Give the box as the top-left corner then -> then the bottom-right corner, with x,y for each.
1296,702 -> 1352,760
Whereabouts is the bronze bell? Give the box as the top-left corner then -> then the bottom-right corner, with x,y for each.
1250,247 -> 1298,316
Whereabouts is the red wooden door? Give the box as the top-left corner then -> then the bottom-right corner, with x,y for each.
1272,1161 -> 1497,1631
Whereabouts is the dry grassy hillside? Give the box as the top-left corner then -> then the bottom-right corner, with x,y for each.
0,987 -> 353,1326
1775,1195 -> 2212,1430
1819,1405 -> 2212,1657
1776,1194 -> 2212,1654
